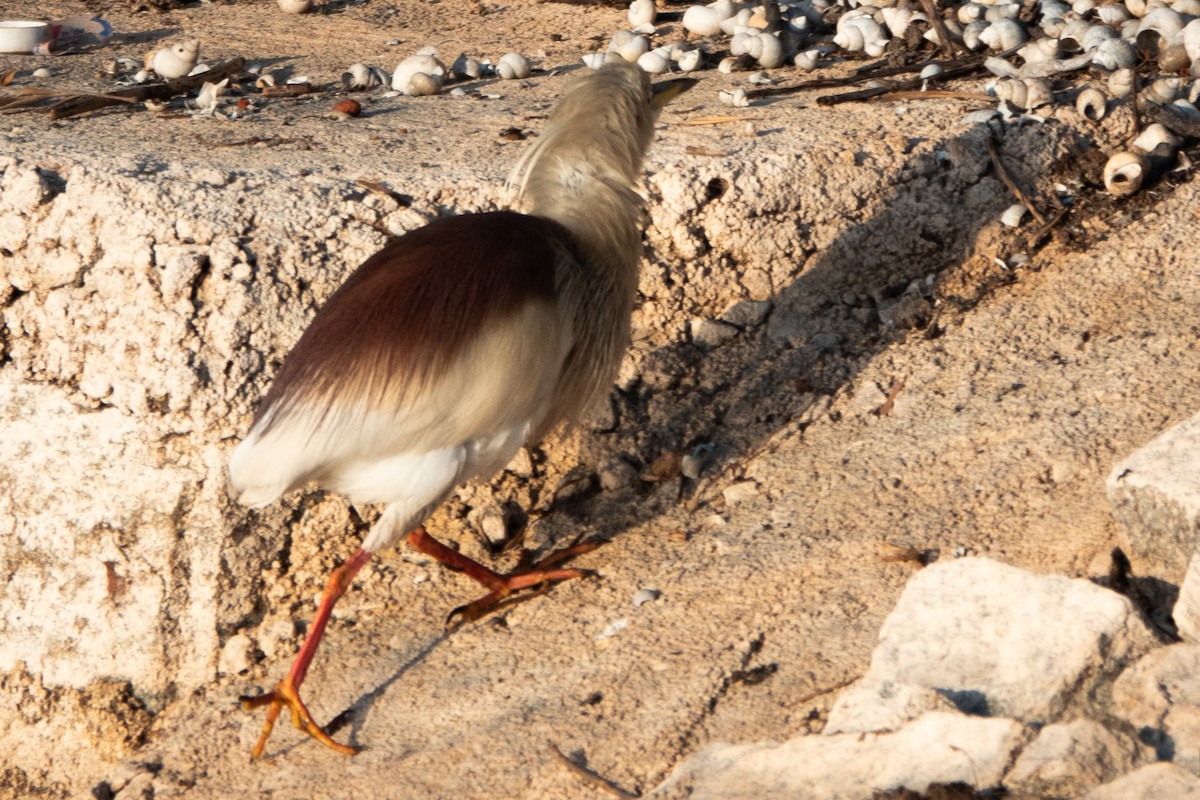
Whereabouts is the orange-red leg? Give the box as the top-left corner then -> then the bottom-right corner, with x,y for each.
407,527 -> 596,625
241,548 -> 373,759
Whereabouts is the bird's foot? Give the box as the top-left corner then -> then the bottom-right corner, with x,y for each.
240,676 -> 359,759
406,528 -> 598,627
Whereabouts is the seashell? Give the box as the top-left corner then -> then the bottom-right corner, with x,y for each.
255,73 -> 276,89
1175,0 -> 1200,14
676,48 -> 702,71
794,49 -> 820,71
341,63 -> 382,90
1000,203 -> 1027,227
1020,37 -> 1061,63
980,18 -> 1027,50
637,49 -> 671,73
880,7 -> 926,37
1057,19 -> 1092,52
962,108 -> 1002,124
717,54 -> 756,73
1097,3 -> 1132,24
629,0 -> 657,27
1159,40 -> 1191,71
1183,18 -> 1200,60
985,4 -> 1021,21
1075,86 -> 1107,120
682,0 -> 736,36
1103,151 -> 1150,195
835,14 -> 891,57
1081,23 -> 1117,51
755,32 -> 787,68
995,76 -> 1029,107
1125,0 -> 1149,17
151,39 -> 199,80
1071,0 -> 1096,14
1091,37 -> 1137,69
451,54 -> 483,80
720,8 -> 754,35
1131,122 -> 1182,152
958,3 -> 985,23
730,31 -> 754,56
332,98 -> 361,117
962,20 -> 991,50
1041,0 -> 1070,18
1107,67 -> 1136,97
610,32 -> 650,62
718,88 -> 750,107
277,0 -> 312,12
1041,16 -> 1068,37
405,72 -> 443,96
1025,77 -> 1053,108
392,54 -> 445,94
1135,7 -> 1185,52
496,52 -> 532,80
1144,76 -> 1181,103
1169,97 -> 1200,118
1120,17 -> 1141,40
920,63 -> 944,79
193,78 -> 227,115
747,70 -> 776,84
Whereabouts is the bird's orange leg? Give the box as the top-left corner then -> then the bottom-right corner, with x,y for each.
407,527 -> 596,625
240,547 -> 373,759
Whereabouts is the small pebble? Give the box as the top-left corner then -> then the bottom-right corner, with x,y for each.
596,618 -> 627,640
32,68 -> 50,78
632,588 -> 662,607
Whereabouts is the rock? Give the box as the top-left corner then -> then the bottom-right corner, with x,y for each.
654,711 -> 1026,800
877,285 -> 932,330
1107,411 -> 1200,583
1111,644 -> 1200,732
719,299 -> 772,328
1085,763 -> 1200,800
690,317 -> 739,349
722,481 -> 759,506
824,680 -> 954,735
1005,719 -> 1138,797
217,633 -> 254,676
1176,552 -> 1200,643
861,558 -> 1156,722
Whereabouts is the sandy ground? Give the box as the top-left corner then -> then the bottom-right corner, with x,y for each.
2,0 -> 1200,797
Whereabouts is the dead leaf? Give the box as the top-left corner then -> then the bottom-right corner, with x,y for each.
640,452 -> 682,483
0,69 -> 16,87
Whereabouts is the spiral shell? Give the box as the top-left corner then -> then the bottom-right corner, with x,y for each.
1107,67 -> 1136,98
151,39 -> 200,80
1131,122 -> 1182,153
755,32 -> 787,68
980,19 -> 1027,50
610,32 -> 650,63
628,0 -> 657,27
391,54 -> 445,94
496,52 -> 531,80
342,63 -> 382,90
835,14 -> 890,57
1075,86 -> 1107,120
682,0 -> 735,36
1103,151 -> 1150,196
1092,38 -> 1137,69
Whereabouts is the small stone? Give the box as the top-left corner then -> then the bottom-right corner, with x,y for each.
331,98 -> 362,117
690,318 -> 739,349
218,633 -> 254,676
1085,763 -> 1200,799
1006,719 -> 1138,797
719,299 -> 772,328
632,588 -> 661,607
825,680 -> 953,735
722,481 -> 759,506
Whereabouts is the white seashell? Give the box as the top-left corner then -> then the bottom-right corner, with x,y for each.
755,32 -> 787,68
193,78 -> 227,115
794,49 -> 820,70
1041,17 -> 1068,37
1091,37 -> 1137,69
133,69 -> 151,84
1136,7 -> 1185,52
151,39 -> 199,80
676,48 -> 702,71
1145,76 -> 1181,103
720,8 -> 754,35
985,3 -> 1021,21
980,19 -> 1028,50
405,72 -> 443,96
632,588 -> 662,607
1107,67 -> 1136,98
1041,0 -> 1070,18
962,20 -> 990,50
1071,0 -> 1096,13
835,14 -> 891,57
1174,0 -> 1200,14
1024,77 -> 1053,108
682,1 -> 733,36
1081,23 -> 1117,51
1075,86 -> 1107,120
995,76 -> 1028,107
1120,17 -> 1142,40
1160,41 -> 1191,71
1103,151 -> 1150,195
718,88 -> 750,107
984,56 -> 1022,79
1169,97 -> 1200,118
1000,203 -> 1027,227
1097,3 -> 1132,24
629,0 -> 657,27
962,108 -> 1002,123
255,74 -> 276,89
1057,19 -> 1092,52
496,52 -> 532,80
277,0 -> 312,12
920,63 -> 944,79
747,70 -> 777,84
341,63 -> 380,90
958,3 -> 985,23
451,54 -> 483,80
611,33 -> 650,62
880,7 -> 925,37
392,54 -> 445,93
637,50 -> 671,73
1131,122 -> 1182,152
1126,0 -> 1149,17
730,31 -> 754,56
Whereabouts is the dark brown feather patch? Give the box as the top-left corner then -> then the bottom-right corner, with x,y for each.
256,211 -> 574,429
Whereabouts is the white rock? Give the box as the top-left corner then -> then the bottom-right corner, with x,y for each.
861,558 -> 1156,722
217,632 -> 254,676
690,317 -> 739,348
824,680 -> 954,734
722,481 -> 759,506
1086,763 -> 1200,799
1107,410 -> 1200,582
655,711 -> 1026,799
1005,719 -> 1138,796
1177,553 -> 1200,642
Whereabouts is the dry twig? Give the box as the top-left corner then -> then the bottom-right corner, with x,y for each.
985,134 -> 1047,226
549,743 -> 640,799
42,57 -> 246,120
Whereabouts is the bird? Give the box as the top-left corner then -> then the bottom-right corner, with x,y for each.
229,61 -> 694,759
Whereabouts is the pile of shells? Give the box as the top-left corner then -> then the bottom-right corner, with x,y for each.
585,0 -> 1199,197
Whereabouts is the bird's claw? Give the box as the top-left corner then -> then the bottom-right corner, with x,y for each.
240,677 -> 359,759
